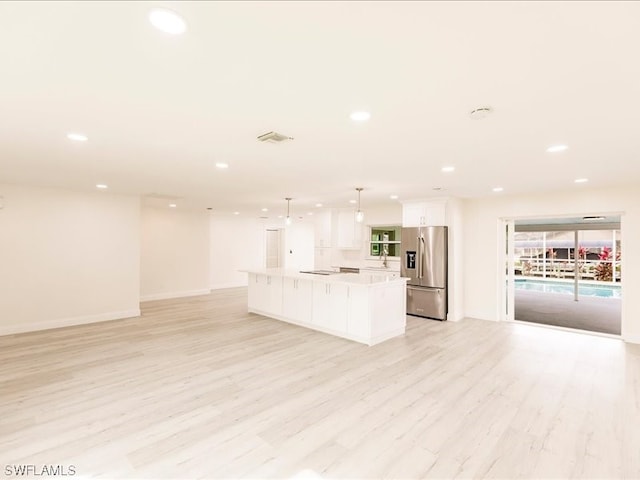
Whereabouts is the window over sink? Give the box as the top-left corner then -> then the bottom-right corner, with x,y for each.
369,225 -> 401,258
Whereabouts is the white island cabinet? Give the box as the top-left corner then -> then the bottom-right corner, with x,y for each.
244,269 -> 407,346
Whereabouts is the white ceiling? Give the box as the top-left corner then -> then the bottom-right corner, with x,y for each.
1,1 -> 639,216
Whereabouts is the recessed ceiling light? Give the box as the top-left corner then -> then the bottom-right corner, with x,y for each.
390,195 -> 399,200
441,166 -> 455,173
96,184 -> 108,189
277,215 -> 283,219
261,208 -> 268,212
149,8 -> 187,35
492,187 -> 504,192
574,178 -> 589,183
315,203 -> 323,208
67,133 -> 88,142
215,162 -> 229,169
349,199 -> 357,204
233,211 -> 240,215
350,111 -> 371,122
307,212 -> 314,216
547,144 -> 569,153
169,203 -> 177,208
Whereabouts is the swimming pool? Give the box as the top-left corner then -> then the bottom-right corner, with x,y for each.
514,279 -> 621,298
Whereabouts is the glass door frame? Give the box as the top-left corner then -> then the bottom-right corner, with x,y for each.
499,214 -> 624,337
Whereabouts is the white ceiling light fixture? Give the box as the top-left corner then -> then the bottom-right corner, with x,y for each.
547,144 -> 569,153
284,197 -> 293,226
96,184 -> 108,189
574,178 -> 589,183
67,133 -> 88,142
469,106 -> 492,120
492,187 -> 504,192
215,162 -> 229,169
390,194 -> 399,200
149,8 -> 187,35
315,203 -> 323,208
350,111 -> 371,122
261,207 -> 268,212
233,211 -> 240,215
441,166 -> 455,173
355,187 -> 364,223
169,203 -> 177,208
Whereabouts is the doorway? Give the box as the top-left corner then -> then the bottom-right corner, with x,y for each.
504,216 -> 622,335
265,229 -> 283,268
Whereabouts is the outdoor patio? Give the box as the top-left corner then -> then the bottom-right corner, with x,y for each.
514,289 -> 621,335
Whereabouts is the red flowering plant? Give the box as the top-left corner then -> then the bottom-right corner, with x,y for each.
595,246 -> 613,281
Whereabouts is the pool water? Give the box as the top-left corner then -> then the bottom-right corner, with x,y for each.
514,279 -> 621,298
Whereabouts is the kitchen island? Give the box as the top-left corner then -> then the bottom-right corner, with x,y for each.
244,269 -> 407,346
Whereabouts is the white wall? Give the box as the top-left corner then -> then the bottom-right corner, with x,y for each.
140,206 -> 210,301
210,216 -> 265,289
283,222 -> 315,271
210,216 -> 316,288
463,186 -> 640,343
447,198 -> 465,321
0,184 -> 140,335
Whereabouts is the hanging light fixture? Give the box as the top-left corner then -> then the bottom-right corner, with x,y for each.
355,187 -> 364,223
285,197 -> 293,226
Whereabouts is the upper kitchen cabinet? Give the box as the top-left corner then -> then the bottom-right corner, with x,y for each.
402,200 -> 447,227
314,210 -> 332,248
336,209 -> 363,249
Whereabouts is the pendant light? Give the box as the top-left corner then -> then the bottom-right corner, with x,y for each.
285,197 -> 292,226
355,187 -> 364,223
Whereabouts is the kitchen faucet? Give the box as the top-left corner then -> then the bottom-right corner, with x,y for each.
381,246 -> 388,268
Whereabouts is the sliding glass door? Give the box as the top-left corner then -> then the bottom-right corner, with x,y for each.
512,218 -> 621,335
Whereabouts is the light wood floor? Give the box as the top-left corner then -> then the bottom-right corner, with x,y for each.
1,288 -> 639,479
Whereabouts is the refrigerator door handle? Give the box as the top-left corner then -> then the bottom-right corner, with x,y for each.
416,236 -> 422,279
419,235 -> 426,279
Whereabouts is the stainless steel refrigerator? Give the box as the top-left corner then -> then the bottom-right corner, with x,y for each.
401,226 -> 448,320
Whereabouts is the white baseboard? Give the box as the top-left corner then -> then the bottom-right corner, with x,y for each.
624,333 -> 640,345
140,289 -> 211,302
209,282 -> 247,290
0,309 -> 141,337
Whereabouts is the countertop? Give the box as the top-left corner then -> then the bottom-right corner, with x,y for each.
243,268 -> 407,286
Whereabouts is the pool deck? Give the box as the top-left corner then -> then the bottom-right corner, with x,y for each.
514,289 -> 621,335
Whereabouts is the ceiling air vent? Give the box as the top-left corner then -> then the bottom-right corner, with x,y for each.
469,106 -> 492,120
257,131 -> 293,143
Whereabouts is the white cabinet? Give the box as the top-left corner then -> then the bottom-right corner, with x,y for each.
282,277 -> 313,324
312,281 -> 349,332
247,273 -> 282,316
402,201 -> 447,227
347,287 -> 370,338
245,270 -> 407,346
336,209 -> 363,249
314,210 -> 332,248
